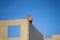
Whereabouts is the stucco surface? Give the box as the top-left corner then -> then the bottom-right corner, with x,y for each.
52,35 -> 60,40
0,19 -> 44,40
44,35 -> 60,40
0,19 -> 29,40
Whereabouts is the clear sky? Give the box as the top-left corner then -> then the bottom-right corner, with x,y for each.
0,0 -> 60,35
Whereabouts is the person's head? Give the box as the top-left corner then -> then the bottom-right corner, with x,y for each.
27,15 -> 33,23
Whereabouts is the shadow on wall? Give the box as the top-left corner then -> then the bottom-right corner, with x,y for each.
29,23 -> 44,40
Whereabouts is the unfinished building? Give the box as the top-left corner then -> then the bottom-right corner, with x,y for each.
0,16 -> 44,40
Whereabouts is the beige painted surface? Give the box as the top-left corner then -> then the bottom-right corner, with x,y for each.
0,19 -> 44,40
52,35 -> 60,40
8,38 -> 20,40
0,19 -> 29,40
44,35 -> 60,40
0,24 -> 8,40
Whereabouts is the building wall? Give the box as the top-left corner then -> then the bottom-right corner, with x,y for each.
44,35 -> 60,40
29,23 -> 44,40
0,19 -> 29,40
52,35 -> 60,40
0,23 -> 8,40
8,38 -> 20,40
0,19 -> 44,40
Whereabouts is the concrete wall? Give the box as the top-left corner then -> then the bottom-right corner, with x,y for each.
44,35 -> 60,40
8,38 -> 20,40
0,19 -> 44,40
0,24 -> 8,40
0,19 -> 29,40
52,35 -> 60,40
29,23 -> 44,40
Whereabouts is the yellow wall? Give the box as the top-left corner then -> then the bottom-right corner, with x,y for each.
0,19 -> 29,40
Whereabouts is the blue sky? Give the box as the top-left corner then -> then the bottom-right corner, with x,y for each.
0,0 -> 60,35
